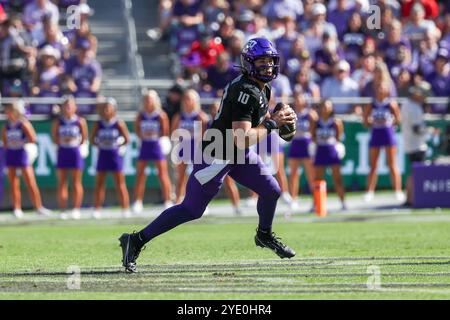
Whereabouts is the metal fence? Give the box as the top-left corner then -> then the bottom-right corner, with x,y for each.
0,96 -> 448,122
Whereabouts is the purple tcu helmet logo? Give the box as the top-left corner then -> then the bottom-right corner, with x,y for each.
240,37 -> 280,83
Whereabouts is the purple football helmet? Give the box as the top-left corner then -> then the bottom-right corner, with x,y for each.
240,37 -> 280,83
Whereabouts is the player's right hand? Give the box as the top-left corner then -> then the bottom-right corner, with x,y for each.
271,106 -> 297,128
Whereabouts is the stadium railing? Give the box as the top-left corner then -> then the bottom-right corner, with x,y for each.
1,96 -> 448,121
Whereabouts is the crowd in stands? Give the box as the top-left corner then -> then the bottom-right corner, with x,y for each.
148,0 -> 450,115
0,0 -> 102,115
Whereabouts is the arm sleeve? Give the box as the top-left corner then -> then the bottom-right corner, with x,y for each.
230,88 -> 257,123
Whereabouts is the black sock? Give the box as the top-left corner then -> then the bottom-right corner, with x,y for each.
135,231 -> 148,247
257,227 -> 272,236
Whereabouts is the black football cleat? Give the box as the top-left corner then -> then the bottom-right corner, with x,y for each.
254,229 -> 296,259
119,233 -> 144,273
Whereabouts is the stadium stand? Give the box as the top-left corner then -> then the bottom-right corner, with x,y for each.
141,0 -> 449,115
0,0 -> 448,115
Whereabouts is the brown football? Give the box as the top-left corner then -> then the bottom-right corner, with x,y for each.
273,102 -> 296,142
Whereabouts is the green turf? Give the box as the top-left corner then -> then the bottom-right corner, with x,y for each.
1,212 -> 450,300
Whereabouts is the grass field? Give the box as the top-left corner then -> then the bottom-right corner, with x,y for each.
0,205 -> 450,300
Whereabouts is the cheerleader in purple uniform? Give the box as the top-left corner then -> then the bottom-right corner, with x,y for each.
171,89 -> 209,204
51,96 -> 88,219
363,81 -> 404,202
1,101 -> 52,218
287,93 -> 317,210
311,99 -> 346,210
132,90 -> 173,213
90,99 -> 131,218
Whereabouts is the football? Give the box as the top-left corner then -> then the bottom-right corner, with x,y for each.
273,102 -> 296,142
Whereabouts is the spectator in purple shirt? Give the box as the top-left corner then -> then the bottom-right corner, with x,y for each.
55,0 -> 82,8
313,32 -> 345,83
284,36 -> 313,81
227,30 -> 245,66
351,53 -> 375,93
274,13 -> 298,62
31,45 -> 62,114
261,0 -> 304,24
342,11 -> 367,69
203,0 -> 229,33
425,48 -> 450,114
204,51 -> 239,96
403,2 -> 437,51
214,15 -> 235,49
171,0 -> 204,54
418,28 -> 441,78
303,3 -> 337,57
172,0 -> 203,27
38,22 -> 69,62
297,0 -> 315,31
22,0 -> 59,38
64,39 -> 101,114
377,20 -> 412,69
440,13 -> 450,51
236,10 -> 256,42
389,44 -> 419,82
67,19 -> 98,56
327,0 -> 355,41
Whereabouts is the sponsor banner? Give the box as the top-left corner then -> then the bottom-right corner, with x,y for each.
413,163 -> 450,208
0,119 -> 447,190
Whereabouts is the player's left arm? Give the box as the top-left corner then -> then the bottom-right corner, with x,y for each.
390,100 -> 401,126
117,120 -> 130,146
22,120 -> 37,144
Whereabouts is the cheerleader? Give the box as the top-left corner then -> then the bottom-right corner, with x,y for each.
311,99 -> 346,210
363,81 -> 404,202
287,93 -> 317,210
132,90 -> 173,213
2,101 -> 52,218
51,96 -> 88,219
171,89 -> 209,204
91,98 -> 130,218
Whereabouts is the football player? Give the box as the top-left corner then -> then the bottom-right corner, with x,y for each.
119,38 -> 297,272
